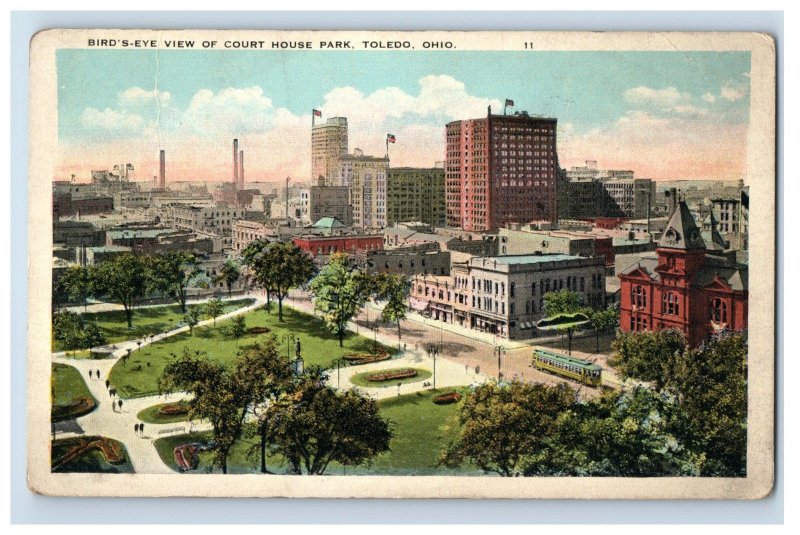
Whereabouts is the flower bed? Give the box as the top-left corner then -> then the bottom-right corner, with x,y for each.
364,368 -> 418,383
432,392 -> 462,405
174,443 -> 200,472
158,402 -> 190,416
51,396 -> 97,422
343,350 -> 391,366
52,436 -> 126,470
247,326 -> 271,334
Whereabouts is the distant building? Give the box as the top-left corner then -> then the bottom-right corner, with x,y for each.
53,192 -> 114,219
312,117 -> 349,182
446,108 -> 559,231
337,150 -> 389,229
301,178 -> 353,226
618,202 -> 748,347
364,245 -> 451,277
292,232 -> 383,263
172,205 -> 247,237
411,253 -> 606,340
386,166 -> 446,227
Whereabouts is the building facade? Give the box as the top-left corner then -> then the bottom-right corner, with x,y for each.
364,247 -> 451,277
411,253 -> 606,340
292,233 -> 383,262
172,206 -> 247,236
386,167 -> 446,226
445,108 -> 559,232
339,152 -> 389,229
311,117 -> 349,182
618,202 -> 748,347
301,178 -> 353,226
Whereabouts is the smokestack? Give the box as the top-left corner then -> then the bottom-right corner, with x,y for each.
239,150 -> 244,190
233,138 -> 239,185
159,150 -> 166,189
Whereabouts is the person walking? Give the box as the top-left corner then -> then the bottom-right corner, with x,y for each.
139,423 -> 144,436
117,399 -> 123,412
105,379 -> 110,389
88,370 -> 93,380
96,369 -> 101,379
134,423 -> 139,435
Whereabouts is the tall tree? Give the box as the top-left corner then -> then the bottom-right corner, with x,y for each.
147,252 -> 202,313
242,240 -> 315,321
263,375 -> 393,474
227,315 -> 247,345
90,252 -> 148,328
234,339 -> 294,474
217,258 -> 242,296
205,297 -> 225,326
609,329 -> 687,391
159,349 -> 253,474
242,239 -> 277,310
543,289 -> 583,316
183,307 -> 201,335
309,253 -> 372,347
59,265 -> 93,312
374,273 -> 409,341
440,381 -> 575,477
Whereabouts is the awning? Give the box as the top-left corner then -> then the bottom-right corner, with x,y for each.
409,297 -> 430,311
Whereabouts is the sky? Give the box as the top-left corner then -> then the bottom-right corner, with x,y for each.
55,49 -> 751,183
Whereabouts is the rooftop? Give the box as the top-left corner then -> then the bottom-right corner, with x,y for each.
488,254 -> 581,265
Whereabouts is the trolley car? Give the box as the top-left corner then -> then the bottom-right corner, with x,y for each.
532,349 -> 602,387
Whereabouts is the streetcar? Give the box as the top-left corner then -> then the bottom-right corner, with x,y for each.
532,349 -> 602,387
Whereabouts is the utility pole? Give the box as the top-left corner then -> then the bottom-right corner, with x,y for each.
285,176 -> 291,222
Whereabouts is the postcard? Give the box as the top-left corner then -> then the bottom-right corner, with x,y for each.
28,29 -> 775,498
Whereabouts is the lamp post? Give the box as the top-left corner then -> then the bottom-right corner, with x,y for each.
281,333 -> 296,361
332,358 -> 346,389
496,346 -> 506,381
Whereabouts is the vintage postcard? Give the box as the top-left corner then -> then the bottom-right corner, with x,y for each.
28,30 -> 775,499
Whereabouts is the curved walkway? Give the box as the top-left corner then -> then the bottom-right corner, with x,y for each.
51,295 -> 266,473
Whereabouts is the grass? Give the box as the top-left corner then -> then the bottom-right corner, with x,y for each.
109,305 -> 396,399
51,437 -> 134,474
52,363 -> 96,407
137,401 -> 192,424
350,367 -> 432,388
59,349 -> 92,359
153,387 -> 479,476
53,298 -> 255,351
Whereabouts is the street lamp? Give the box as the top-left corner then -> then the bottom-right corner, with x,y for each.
496,346 -> 506,381
427,344 -> 438,390
332,358 -> 347,389
281,333 -> 296,361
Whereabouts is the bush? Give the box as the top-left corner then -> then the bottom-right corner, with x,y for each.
52,311 -> 106,350
247,326 -> 271,335
364,368 -> 418,382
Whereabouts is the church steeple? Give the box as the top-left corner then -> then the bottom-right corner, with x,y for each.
658,201 -> 706,250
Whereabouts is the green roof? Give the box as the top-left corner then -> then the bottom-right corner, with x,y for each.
313,217 -> 346,229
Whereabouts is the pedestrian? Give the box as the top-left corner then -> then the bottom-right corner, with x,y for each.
96,369 -> 100,379
140,423 -> 144,436
134,423 -> 139,434
88,370 -> 93,379
105,379 -> 110,389
118,399 -> 123,411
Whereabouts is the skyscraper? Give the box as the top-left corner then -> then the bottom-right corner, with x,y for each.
445,107 -> 559,231
312,117 -> 348,183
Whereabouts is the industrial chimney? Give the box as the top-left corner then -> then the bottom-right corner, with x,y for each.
159,150 -> 166,189
239,150 -> 244,190
233,138 -> 239,185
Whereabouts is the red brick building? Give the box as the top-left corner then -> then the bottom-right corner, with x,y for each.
292,234 -> 383,259
618,202 -> 748,347
445,108 -> 558,232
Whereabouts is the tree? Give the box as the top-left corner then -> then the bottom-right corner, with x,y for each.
309,253 -> 372,347
543,289 -> 583,316
525,387 -> 702,477
159,349 -> 255,474
263,376 -> 393,474
227,315 -> 247,344
234,339 -> 294,474
217,258 -> 242,296
52,311 -> 106,350
242,240 -> 315,321
609,329 -> 687,391
184,307 -> 201,335
90,253 -> 148,329
440,381 -> 575,477
589,305 -> 619,352
205,297 -> 225,326
374,273 -> 409,341
146,252 -> 202,313
58,265 -> 93,312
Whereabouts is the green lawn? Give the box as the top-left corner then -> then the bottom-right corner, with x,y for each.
52,363 -> 95,407
350,367 -> 432,388
137,401 -> 192,424
154,387 -> 480,476
53,298 -> 255,351
109,305 -> 395,399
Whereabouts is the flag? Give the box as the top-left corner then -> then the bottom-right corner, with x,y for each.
505,99 -> 515,107
313,109 -> 322,117
387,134 -> 396,143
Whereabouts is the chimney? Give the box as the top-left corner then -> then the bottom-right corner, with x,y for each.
239,150 -> 244,190
233,138 -> 239,185
159,150 -> 166,189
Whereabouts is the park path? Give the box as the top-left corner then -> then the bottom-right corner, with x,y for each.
51,295 -> 265,473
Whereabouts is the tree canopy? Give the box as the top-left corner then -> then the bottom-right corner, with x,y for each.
146,251 -> 202,313
373,273 -> 410,341
90,252 -> 148,328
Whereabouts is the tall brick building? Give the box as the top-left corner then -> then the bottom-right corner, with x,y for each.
618,202 -> 748,347
445,107 -> 559,232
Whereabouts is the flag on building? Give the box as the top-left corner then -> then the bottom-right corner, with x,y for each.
387,134 -> 396,143
505,99 -> 515,107
313,109 -> 322,117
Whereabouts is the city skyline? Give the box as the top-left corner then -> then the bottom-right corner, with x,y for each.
56,49 -> 751,183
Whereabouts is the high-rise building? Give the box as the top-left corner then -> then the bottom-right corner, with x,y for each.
338,150 -> 389,229
446,107 -> 559,232
386,166 -> 446,226
312,117 -> 349,183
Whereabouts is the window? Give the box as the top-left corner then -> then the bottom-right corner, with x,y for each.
631,285 -> 647,308
510,303 -> 515,315
510,282 -> 515,298
709,298 -> 728,323
662,292 -> 680,316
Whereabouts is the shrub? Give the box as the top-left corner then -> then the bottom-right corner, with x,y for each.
247,326 -> 271,334
158,402 -> 190,416
433,392 -> 462,405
